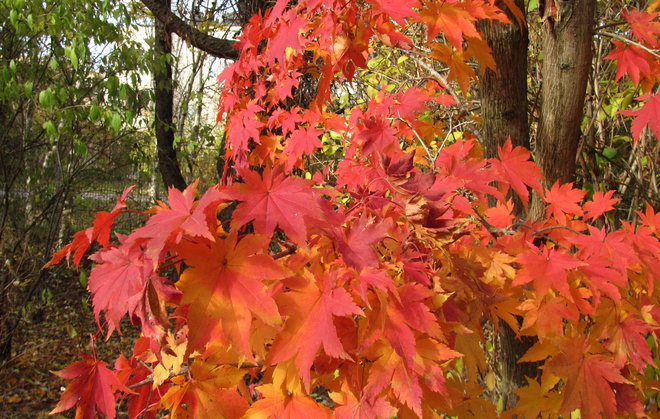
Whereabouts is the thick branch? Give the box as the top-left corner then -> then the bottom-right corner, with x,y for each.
140,0 -> 239,60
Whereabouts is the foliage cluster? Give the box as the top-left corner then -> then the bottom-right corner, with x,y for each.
48,0 -> 659,418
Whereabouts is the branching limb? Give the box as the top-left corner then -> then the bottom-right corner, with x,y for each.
140,0 -> 239,60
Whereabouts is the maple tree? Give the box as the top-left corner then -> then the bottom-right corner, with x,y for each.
48,0 -> 660,418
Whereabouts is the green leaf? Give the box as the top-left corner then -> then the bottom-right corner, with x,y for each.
79,270 -> 88,288
110,113 -> 121,134
89,105 -> 100,121
65,323 -> 78,338
65,46 -> 79,71
602,147 -> 617,160
39,89 -> 54,109
527,0 -> 539,11
43,120 -> 57,139
10,9 -> 18,27
73,139 -> 88,157
41,287 -> 53,305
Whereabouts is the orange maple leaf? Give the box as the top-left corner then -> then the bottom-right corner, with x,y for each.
514,247 -> 584,299
245,384 -> 332,418
159,361 -> 249,419
176,232 -> 287,357
421,1 -> 479,48
267,271 -> 363,391
547,337 -> 629,418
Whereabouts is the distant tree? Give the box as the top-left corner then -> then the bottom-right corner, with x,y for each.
0,0 -> 148,360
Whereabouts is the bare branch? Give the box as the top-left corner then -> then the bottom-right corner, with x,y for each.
140,0 -> 239,60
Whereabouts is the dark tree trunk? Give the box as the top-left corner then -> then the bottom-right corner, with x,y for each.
477,0 -> 529,158
536,0 -> 596,186
154,0 -> 187,191
476,1 -> 539,410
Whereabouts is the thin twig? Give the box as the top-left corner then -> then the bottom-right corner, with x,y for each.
127,361 -> 263,389
532,225 -> 585,236
598,31 -> 660,58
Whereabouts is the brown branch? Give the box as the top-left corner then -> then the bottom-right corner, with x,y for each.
273,242 -> 298,259
140,0 -> 239,60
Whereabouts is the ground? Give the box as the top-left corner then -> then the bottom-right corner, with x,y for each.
0,271 -> 138,418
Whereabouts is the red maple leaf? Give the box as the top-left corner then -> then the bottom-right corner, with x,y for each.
46,186 -> 133,267
485,199 -> 515,228
87,237 -> 180,338
383,284 -> 442,363
547,337 -> 629,418
268,108 -> 303,135
267,16 -> 305,64
93,186 -> 135,247
605,41 -> 652,86
604,315 -> 655,372
620,92 -> 660,142
366,0 -> 420,26
267,272 -> 363,391
333,213 -> 392,270
332,383 -> 396,419
51,352 -> 129,419
363,341 -> 423,415
637,202 -> 660,234
114,353 -> 164,419
131,182 -> 224,261
519,296 -> 579,337
226,102 -> 264,154
583,190 -> 620,220
282,126 -> 323,170
394,86 -> 436,121
428,43 -> 475,93
159,360 -> 249,418
613,382 -> 646,417
514,247 -> 584,299
466,36 -> 496,74
220,165 -> 323,243
357,116 -> 399,154
624,9 -> 660,47
544,181 -> 586,221
464,0 -> 509,22
273,70 -> 301,100
489,138 -> 543,208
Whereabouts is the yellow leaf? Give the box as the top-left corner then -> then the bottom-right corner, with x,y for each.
518,339 -> 560,364
272,359 -> 304,395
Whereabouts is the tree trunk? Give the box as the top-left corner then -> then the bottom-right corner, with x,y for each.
476,1 -> 539,410
154,0 -> 187,191
536,0 -> 596,186
477,0 -> 529,158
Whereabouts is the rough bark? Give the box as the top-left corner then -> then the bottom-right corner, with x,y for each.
476,1 -> 539,410
536,0 -> 596,186
476,0 -> 529,158
154,0 -> 187,191
141,0 -> 238,60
